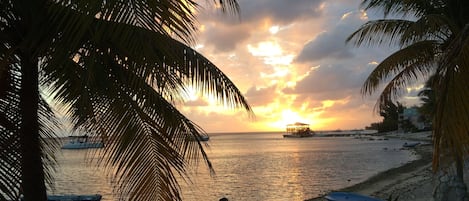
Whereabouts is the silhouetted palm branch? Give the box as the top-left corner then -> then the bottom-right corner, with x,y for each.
349,0 -> 469,174
1,0 -> 247,200
361,40 -> 439,97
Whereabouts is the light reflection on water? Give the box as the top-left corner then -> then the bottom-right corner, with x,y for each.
180,133 -> 417,201
50,132 -> 417,201
50,149 -> 116,201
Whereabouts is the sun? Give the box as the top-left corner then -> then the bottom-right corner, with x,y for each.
270,109 -> 310,131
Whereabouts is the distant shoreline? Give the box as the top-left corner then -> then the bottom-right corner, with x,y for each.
208,129 -> 378,135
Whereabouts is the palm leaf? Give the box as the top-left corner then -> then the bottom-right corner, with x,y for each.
373,58 -> 434,112
432,24 -> 469,170
0,64 -> 61,200
42,9 -> 250,200
360,0 -> 443,17
3,0 -> 245,200
0,64 -> 22,200
38,97 -> 61,191
347,19 -> 414,47
400,14 -> 453,46
362,40 -> 440,96
46,0 -> 239,48
354,0 -> 469,177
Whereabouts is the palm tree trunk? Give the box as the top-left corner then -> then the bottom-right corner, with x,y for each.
19,53 -> 47,201
433,159 -> 469,201
456,155 -> 464,181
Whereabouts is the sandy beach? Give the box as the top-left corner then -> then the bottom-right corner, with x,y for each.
306,131 -> 438,201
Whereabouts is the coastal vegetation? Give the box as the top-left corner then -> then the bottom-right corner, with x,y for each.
365,101 -> 403,133
365,100 -> 431,133
348,0 -> 469,200
0,0 -> 250,201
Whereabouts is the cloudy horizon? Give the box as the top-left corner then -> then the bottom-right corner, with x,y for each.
176,0 -> 423,133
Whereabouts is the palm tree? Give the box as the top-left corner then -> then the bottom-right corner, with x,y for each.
0,0 -> 250,201
347,0 -> 469,200
417,76 -> 436,128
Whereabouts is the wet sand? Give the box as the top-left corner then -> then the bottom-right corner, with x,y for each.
306,131 -> 435,201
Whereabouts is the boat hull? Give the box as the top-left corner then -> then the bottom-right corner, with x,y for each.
61,142 -> 104,149
325,192 -> 383,201
402,142 -> 420,148
47,194 -> 102,201
283,134 -> 314,138
198,136 -> 210,141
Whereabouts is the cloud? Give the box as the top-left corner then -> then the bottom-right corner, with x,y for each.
184,99 -> 209,107
200,23 -> 251,52
196,0 -> 326,52
236,0 -> 326,24
179,0 -> 417,132
283,63 -> 372,98
245,85 -> 277,106
295,11 -> 366,62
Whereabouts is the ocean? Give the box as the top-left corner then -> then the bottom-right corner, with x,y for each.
50,132 -> 417,201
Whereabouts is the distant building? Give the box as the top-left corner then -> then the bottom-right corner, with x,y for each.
398,107 -> 426,132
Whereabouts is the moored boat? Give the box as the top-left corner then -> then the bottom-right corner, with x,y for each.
283,122 -> 315,138
197,135 -> 210,141
325,192 -> 383,201
47,194 -> 102,201
61,135 -> 104,149
402,142 -> 421,148
21,194 -> 102,201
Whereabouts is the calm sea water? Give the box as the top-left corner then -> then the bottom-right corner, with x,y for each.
50,132 -> 417,201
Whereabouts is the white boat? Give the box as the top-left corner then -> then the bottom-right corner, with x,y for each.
61,135 -> 104,149
283,122 -> 315,138
402,142 -> 420,148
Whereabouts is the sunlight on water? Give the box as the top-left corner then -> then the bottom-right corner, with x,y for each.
179,132 -> 416,201
50,149 -> 117,201
50,132 -> 417,201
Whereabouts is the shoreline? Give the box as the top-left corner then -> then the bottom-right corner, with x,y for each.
306,131 -> 434,201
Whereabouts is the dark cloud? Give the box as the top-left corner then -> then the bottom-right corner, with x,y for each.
295,34 -> 353,62
283,64 -> 372,97
198,0 -> 326,26
197,0 -> 326,52
237,0 -> 325,24
295,11 -> 364,62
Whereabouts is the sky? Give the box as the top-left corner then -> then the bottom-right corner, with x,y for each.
175,0 -> 424,133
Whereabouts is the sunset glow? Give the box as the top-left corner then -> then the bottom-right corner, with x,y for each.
177,0 -> 418,132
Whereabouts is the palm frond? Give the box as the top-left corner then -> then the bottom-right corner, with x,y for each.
400,14 -> 453,46
0,65 -> 22,201
0,62 -> 60,199
211,0 -> 240,14
432,64 -> 469,171
361,40 -> 440,96
355,0 -> 469,176
3,0 -> 244,200
432,23 -> 469,170
46,62 -> 208,200
347,19 -> 414,47
96,96 -> 194,201
361,0 -> 444,17
42,11 -> 250,200
48,0 -> 239,47
46,16 -> 251,112
38,94 -> 61,191
373,59 -> 434,112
